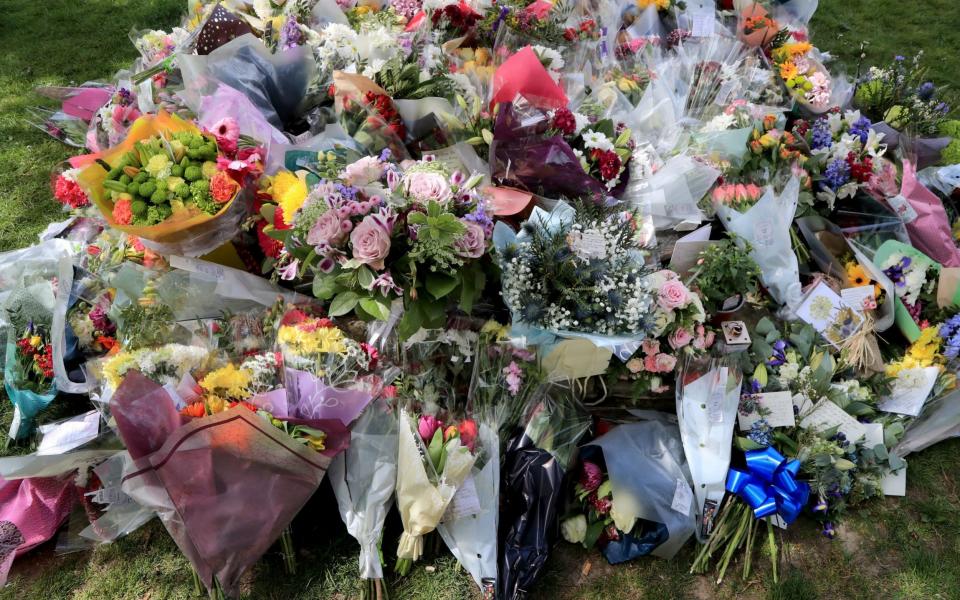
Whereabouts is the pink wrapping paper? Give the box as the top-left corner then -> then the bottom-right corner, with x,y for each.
0,475 -> 77,585
491,47 -> 568,111
62,88 -> 112,122
900,159 -> 960,267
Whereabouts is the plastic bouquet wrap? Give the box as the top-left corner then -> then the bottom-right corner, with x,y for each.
328,394 -> 398,600
895,159 -> 960,268
76,112 -> 262,257
561,419 -> 696,563
276,308 -> 382,423
499,383 -> 590,600
111,370 -> 349,597
714,177 -> 804,315
0,239 -> 76,440
625,153 -> 720,231
676,356 -> 743,541
493,199 -> 654,364
393,403 -> 478,576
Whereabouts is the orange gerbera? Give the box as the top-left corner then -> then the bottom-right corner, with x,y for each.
779,61 -> 799,81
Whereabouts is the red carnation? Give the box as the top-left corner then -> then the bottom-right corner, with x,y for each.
598,151 -> 622,181
552,108 -> 577,136
590,493 -> 612,516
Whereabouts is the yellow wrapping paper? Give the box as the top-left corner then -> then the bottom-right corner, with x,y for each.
395,409 -> 476,561
76,112 -> 246,252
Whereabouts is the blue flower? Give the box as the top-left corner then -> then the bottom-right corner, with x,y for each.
810,118 -> 833,150
848,116 -> 872,144
747,419 -> 773,447
917,81 -> 936,101
895,55 -> 905,62
823,158 -> 851,191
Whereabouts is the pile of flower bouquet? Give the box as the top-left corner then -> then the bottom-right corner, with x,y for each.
5,0 -> 960,597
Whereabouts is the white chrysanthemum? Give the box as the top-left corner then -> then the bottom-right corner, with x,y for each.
582,131 -> 614,152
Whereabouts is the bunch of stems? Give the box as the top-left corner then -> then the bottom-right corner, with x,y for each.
690,496 -> 779,584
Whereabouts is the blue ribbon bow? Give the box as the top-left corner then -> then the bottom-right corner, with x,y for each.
725,447 -> 810,525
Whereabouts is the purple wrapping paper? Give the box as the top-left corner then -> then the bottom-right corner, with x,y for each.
900,159 -> 960,267
490,103 -> 623,199
111,372 -> 350,597
284,368 -> 375,425
249,388 -> 289,418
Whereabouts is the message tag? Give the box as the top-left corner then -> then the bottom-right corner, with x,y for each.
443,475 -> 482,522
707,367 -> 729,424
691,9 -> 716,37
881,466 -> 907,496
887,194 -> 918,223
738,391 -> 796,430
878,366 -> 939,416
671,478 -> 693,514
799,400 -> 867,443
841,286 -> 875,313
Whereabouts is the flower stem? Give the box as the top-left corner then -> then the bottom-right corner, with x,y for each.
191,568 -> 203,596
767,519 -> 779,584
280,526 -> 297,575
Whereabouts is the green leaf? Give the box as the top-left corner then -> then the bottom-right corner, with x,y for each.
359,297 -> 391,321
426,273 -> 459,300
421,299 -> 447,328
260,203 -> 276,224
735,436 -> 764,451
357,265 -> 375,290
873,443 -> 889,460
888,453 -> 906,470
329,291 -> 360,317
844,401 -> 874,416
397,303 -> 423,340
408,212 -> 427,225
312,275 -> 338,300
582,520 -> 606,549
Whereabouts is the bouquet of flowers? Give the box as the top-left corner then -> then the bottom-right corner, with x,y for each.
77,112 -> 262,256
608,270 -> 714,399
494,199 -> 653,353
276,308 -> 382,423
393,405 -> 478,576
792,111 -> 886,210
770,36 -> 833,113
112,370 -> 349,597
499,383 -> 590,600
561,420 -> 696,563
875,240 -> 959,340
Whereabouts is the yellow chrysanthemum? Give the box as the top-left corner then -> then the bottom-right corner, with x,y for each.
273,171 -> 308,223
102,352 -> 136,390
908,327 -> 943,365
278,322 -> 346,356
200,363 -> 252,399
787,42 -> 813,57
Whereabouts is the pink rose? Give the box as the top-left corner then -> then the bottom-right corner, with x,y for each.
350,214 -> 392,270
641,338 -> 660,356
654,353 -> 677,373
692,324 -> 716,350
454,220 -> 487,258
658,279 -> 691,311
418,415 -> 443,442
306,210 -> 345,248
402,170 -> 453,203
626,358 -> 644,373
669,327 -> 694,350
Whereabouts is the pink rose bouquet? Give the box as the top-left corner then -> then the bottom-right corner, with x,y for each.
269,151 -> 493,337
609,270 -> 715,400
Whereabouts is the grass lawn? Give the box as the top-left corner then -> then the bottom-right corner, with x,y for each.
2,0 -> 960,598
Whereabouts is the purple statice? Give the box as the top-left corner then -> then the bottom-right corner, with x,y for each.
823,157 -> 851,191
462,203 -> 494,237
747,419 -> 773,447
279,16 -> 305,50
848,116 -> 872,144
810,117 -> 833,150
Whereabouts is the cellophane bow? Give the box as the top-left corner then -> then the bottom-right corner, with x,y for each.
725,447 -> 811,525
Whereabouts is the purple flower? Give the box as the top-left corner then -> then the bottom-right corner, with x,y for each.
883,256 -> 911,288
810,117 -> 833,150
848,116 -> 872,144
895,55 -> 905,62
279,16 -> 304,50
278,258 -> 299,281
823,158 -> 851,191
917,81 -> 936,101
813,498 -> 828,513
767,339 -> 789,367
822,521 -> 836,539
